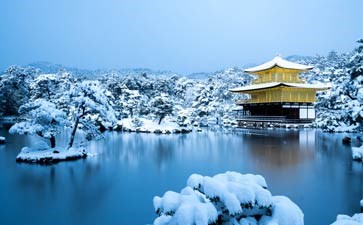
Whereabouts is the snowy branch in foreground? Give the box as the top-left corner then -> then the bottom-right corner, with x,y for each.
153,171 -> 303,225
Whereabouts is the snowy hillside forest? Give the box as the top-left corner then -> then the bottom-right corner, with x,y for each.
0,39 -> 362,133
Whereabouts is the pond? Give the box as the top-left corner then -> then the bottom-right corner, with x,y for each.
0,129 -> 362,225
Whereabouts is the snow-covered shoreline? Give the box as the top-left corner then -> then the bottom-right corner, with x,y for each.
16,142 -> 88,164
119,117 -> 192,134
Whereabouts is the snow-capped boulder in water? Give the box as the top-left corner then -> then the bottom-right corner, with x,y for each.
330,213 -> 363,225
152,171 -> 303,225
0,136 -> 5,144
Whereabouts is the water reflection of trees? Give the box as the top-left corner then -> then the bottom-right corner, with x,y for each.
15,160 -> 112,219
242,130 -> 316,169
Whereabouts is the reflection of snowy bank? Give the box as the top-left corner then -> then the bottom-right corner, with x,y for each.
0,136 -> 5,144
119,117 -> 192,134
153,171 -> 303,225
352,146 -> 363,162
16,141 -> 87,164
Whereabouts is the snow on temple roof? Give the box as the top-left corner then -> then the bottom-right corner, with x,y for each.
229,82 -> 330,92
244,56 -> 314,73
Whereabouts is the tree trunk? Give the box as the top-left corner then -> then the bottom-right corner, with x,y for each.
67,116 -> 80,149
50,135 -> 56,148
158,115 -> 164,125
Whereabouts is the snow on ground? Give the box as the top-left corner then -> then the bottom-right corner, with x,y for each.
120,117 -> 192,134
153,171 -> 303,225
351,146 -> 363,162
16,141 -> 87,164
0,136 -> 5,144
331,213 -> 363,225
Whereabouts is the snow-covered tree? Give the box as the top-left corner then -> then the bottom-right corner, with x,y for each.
9,99 -> 69,148
150,94 -> 174,124
119,89 -> 141,118
350,39 -> 363,80
67,80 -> 117,148
0,66 -> 38,116
315,39 -> 363,132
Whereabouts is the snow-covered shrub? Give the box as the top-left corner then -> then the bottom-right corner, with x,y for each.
153,171 -> 303,225
150,94 -> 174,125
131,117 -> 143,128
9,99 -> 69,148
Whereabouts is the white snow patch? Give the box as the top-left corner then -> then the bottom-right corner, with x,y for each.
16,141 -> 87,163
153,187 -> 218,225
259,196 -> 304,225
120,117 -> 191,134
0,136 -> 5,143
331,213 -> 363,225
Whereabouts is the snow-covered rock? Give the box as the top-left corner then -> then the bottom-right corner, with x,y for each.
351,146 -> 363,162
16,141 -> 87,164
330,213 -> 363,225
0,136 -> 5,144
153,171 -> 303,225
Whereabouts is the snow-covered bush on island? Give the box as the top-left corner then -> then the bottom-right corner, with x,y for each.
6,77 -> 118,163
153,171 -> 303,225
9,99 -> 69,148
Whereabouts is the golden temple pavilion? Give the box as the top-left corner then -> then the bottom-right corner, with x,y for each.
230,55 -> 329,124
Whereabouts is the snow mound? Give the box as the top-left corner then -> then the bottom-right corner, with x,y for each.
259,196 -> 304,225
120,117 -> 191,134
153,172 -> 303,225
16,143 -> 87,164
351,146 -> 363,162
187,172 -> 272,216
331,213 -> 363,225
153,187 -> 218,225
0,136 -> 5,144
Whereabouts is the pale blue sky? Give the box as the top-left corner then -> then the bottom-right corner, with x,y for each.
0,0 -> 362,74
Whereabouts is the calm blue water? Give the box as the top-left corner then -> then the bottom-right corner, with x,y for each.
0,129 -> 362,225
